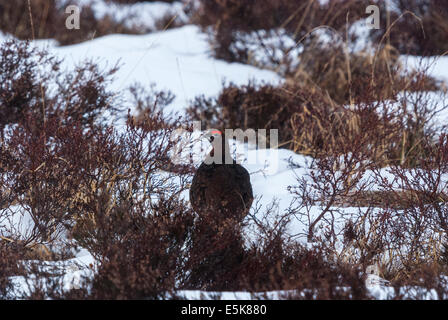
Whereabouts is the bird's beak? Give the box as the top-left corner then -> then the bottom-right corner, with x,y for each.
201,131 -> 211,140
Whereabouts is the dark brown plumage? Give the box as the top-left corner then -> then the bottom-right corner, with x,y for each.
190,130 -> 253,221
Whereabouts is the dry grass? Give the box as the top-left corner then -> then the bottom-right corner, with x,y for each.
192,0 -> 375,62
329,190 -> 448,209
0,0 -> 146,45
369,0 -> 448,56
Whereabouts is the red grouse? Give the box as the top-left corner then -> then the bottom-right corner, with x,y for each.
190,130 -> 253,222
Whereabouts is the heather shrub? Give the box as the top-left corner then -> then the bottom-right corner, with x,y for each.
184,216 -> 248,291
182,203 -> 368,298
0,40 -> 193,299
88,196 -> 194,299
0,242 -> 24,298
0,39 -> 119,134
0,39 -> 55,133
192,0 -> 375,62
0,0 -> 144,45
186,81 -> 335,152
0,40 -> 121,249
0,87 -> 193,299
237,222 -> 368,298
369,0 -> 448,56
191,0 -> 442,111
287,123 -> 448,299
186,77 -> 443,167
291,42 -> 442,105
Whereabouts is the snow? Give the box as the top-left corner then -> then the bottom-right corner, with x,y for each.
34,25 -> 281,117
0,205 -> 35,240
7,249 -> 95,298
85,0 -> 190,31
178,290 -> 294,300
402,55 -> 448,83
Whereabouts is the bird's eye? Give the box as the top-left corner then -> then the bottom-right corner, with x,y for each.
210,136 -> 214,142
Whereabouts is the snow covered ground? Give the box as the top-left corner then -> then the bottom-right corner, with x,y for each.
1,0 -> 448,299
34,24 -> 281,117
83,0 -> 190,31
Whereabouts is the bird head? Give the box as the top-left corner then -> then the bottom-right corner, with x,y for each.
203,129 -> 223,144
202,129 -> 234,164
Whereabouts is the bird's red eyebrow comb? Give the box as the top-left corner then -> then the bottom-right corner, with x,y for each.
211,130 -> 222,135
